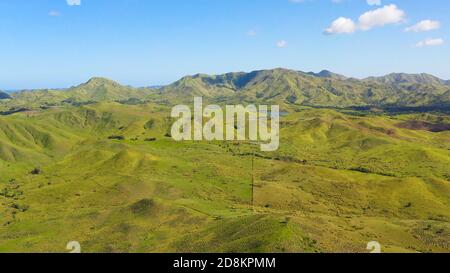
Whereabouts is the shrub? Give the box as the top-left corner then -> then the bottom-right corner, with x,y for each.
286,94 -> 298,104
11,203 -> 29,212
31,167 -> 41,175
144,119 -> 155,130
130,199 -> 155,215
108,135 -> 125,140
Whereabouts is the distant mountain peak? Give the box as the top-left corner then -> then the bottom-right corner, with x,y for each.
307,70 -> 347,80
317,70 -> 334,76
81,77 -> 123,88
365,73 -> 445,85
0,90 -> 11,100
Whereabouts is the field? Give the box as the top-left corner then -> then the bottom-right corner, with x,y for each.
1,101 -> 449,253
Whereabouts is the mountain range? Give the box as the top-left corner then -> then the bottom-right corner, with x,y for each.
1,69 -> 450,111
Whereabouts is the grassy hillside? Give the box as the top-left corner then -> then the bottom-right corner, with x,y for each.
1,78 -> 154,111
0,102 -> 449,253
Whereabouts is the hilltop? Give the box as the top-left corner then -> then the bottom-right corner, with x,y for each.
307,69 -> 348,80
364,73 -> 448,86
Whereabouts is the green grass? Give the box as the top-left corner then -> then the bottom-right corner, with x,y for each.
0,102 -> 449,253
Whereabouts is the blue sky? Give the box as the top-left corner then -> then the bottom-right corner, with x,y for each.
0,0 -> 449,89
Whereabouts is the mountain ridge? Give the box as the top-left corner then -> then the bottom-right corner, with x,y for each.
1,69 -> 450,110
160,68 -> 450,107
364,73 -> 449,86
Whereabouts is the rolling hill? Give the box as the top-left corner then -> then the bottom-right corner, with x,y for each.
0,69 -> 449,253
2,78 -> 153,110
0,103 -> 449,253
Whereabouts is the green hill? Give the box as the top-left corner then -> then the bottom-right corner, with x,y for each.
0,100 -> 449,253
3,78 -> 153,110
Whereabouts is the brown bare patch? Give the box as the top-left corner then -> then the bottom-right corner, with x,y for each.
397,120 -> 450,132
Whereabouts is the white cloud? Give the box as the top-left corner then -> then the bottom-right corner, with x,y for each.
415,38 -> 444,47
405,20 -> 441,32
324,17 -> 356,35
324,4 -> 405,35
367,0 -> 381,6
358,4 -> 405,31
66,0 -> 81,6
276,40 -> 288,48
48,11 -> 61,17
247,30 -> 257,37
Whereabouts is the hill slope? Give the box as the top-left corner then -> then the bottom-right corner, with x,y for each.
3,78 -> 153,109
0,103 -> 449,253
